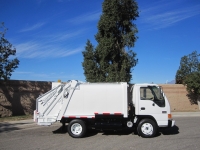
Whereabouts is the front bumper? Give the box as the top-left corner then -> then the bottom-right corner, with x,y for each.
168,119 -> 175,127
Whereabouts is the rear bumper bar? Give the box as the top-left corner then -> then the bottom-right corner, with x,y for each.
33,110 -> 38,122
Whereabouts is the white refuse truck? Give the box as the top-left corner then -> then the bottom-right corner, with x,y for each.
34,80 -> 175,138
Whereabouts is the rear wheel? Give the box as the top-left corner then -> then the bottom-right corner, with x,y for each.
137,119 -> 157,138
68,119 -> 86,138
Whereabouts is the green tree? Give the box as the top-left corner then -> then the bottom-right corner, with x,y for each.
184,71 -> 200,105
82,0 -> 139,82
82,40 -> 98,82
175,51 -> 199,84
0,22 -> 19,80
176,51 -> 200,105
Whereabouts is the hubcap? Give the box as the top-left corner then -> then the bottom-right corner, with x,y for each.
71,123 -> 82,135
141,123 -> 153,135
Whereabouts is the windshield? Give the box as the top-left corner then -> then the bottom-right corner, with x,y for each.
140,86 -> 165,107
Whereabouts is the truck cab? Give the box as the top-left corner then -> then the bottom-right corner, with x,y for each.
131,84 -> 175,137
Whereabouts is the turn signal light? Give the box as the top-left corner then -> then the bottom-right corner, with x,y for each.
168,114 -> 172,119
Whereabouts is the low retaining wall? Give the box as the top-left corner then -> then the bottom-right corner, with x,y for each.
0,80 -> 51,117
0,80 -> 199,117
160,84 -> 199,112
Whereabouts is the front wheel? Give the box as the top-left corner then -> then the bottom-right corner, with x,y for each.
137,119 -> 157,138
68,119 -> 86,138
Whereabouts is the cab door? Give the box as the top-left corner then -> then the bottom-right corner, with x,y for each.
138,86 -> 168,126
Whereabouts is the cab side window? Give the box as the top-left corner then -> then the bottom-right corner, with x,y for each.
140,86 -> 165,107
140,87 -> 154,100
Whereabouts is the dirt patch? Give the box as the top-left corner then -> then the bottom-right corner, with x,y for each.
0,115 -> 33,122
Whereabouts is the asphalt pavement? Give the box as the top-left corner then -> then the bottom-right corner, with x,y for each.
1,117 -> 200,150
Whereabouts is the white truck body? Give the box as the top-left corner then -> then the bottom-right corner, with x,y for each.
34,80 -> 175,138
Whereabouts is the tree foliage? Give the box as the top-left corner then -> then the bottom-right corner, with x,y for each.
0,22 -> 19,80
175,51 -> 200,104
82,40 -> 98,82
176,51 -> 200,84
82,0 -> 139,82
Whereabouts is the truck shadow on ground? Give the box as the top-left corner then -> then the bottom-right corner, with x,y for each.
158,125 -> 179,136
101,128 -> 135,136
52,126 -> 137,137
0,122 -> 28,133
52,125 -> 179,138
52,125 -> 68,134
97,125 -> 179,137
52,125 -> 98,137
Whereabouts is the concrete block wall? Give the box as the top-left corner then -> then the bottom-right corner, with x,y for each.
0,80 -> 51,117
160,84 -> 199,112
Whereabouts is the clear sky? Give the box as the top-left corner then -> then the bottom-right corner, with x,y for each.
0,0 -> 200,84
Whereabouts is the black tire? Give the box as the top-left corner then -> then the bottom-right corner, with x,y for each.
68,119 -> 86,138
137,119 -> 157,138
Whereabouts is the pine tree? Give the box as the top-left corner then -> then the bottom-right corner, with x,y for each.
82,40 -> 98,82
82,0 -> 139,82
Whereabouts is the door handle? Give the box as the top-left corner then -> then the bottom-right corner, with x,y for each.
141,107 -> 145,110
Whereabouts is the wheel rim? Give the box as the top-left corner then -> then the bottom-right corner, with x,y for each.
71,123 -> 82,135
141,123 -> 153,135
